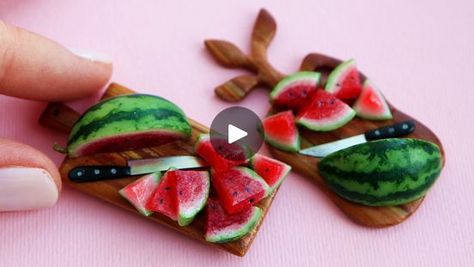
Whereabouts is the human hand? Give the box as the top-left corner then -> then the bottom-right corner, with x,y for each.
0,21 -> 113,211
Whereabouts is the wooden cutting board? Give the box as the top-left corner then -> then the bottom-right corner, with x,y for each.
39,83 -> 280,257
205,9 -> 445,227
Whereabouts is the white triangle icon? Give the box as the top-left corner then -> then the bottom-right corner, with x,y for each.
228,124 -> 248,144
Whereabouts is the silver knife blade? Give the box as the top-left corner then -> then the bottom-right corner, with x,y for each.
128,155 -> 209,175
299,134 -> 367,157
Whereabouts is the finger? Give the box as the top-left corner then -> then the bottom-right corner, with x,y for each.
0,21 -> 113,101
0,138 -> 61,211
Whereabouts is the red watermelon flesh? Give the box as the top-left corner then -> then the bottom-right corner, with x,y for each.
250,154 -> 291,194
270,71 -> 321,110
353,80 -> 392,120
262,111 -> 300,152
119,172 -> 161,216
195,134 -> 247,171
296,90 -> 355,131
147,171 -> 178,221
211,167 -> 269,214
174,170 -> 210,226
325,59 -> 362,102
205,198 -> 262,243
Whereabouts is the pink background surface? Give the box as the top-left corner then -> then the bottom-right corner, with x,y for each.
0,0 -> 473,266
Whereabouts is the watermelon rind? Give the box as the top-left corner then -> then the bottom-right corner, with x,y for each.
353,80 -> 393,120
67,94 -> 191,157
297,107 -> 356,131
325,59 -> 357,94
205,205 -> 263,243
250,154 -> 291,195
319,138 -> 443,206
119,172 -> 162,216
270,71 -> 321,102
177,171 -> 210,227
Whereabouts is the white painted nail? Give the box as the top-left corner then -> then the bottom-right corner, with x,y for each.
69,48 -> 112,64
0,167 -> 59,212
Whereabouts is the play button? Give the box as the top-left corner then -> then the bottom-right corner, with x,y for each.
228,124 -> 248,144
210,106 -> 263,161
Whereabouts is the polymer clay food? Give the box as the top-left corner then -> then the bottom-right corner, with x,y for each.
262,111 -> 300,152
195,134 -> 247,171
353,80 -> 392,120
270,71 -> 320,110
318,138 -> 442,206
250,154 -> 291,195
324,59 -> 362,101
119,173 -> 161,216
66,94 -> 192,157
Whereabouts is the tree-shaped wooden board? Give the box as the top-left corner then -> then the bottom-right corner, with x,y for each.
205,9 -> 445,227
39,83 -> 281,256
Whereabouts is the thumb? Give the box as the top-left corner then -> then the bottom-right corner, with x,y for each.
0,138 -> 61,211
0,21 -> 113,101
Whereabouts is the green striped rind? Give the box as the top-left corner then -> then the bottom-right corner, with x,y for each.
236,167 -> 271,197
270,71 -> 321,100
68,94 -> 191,155
178,171 -> 210,226
325,59 -> 356,94
297,107 -> 356,132
205,206 -> 262,243
319,138 -> 442,206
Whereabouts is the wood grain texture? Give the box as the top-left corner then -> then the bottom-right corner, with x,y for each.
39,83 -> 280,256
205,9 -> 445,227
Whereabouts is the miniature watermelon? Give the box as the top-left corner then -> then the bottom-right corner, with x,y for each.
147,169 -> 210,225
262,111 -> 300,152
205,198 -> 262,243
67,94 -> 192,157
195,134 -> 247,171
353,80 -> 392,120
174,170 -> 210,226
319,138 -> 443,206
119,172 -> 161,216
270,71 -> 321,110
325,59 -> 362,101
147,170 -> 178,220
250,154 -> 291,195
296,90 -> 355,131
211,167 -> 269,214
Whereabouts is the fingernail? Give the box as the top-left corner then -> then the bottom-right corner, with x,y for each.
69,48 -> 112,64
0,167 -> 59,211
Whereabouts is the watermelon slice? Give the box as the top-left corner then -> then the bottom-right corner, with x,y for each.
205,198 -> 262,243
296,90 -> 356,131
353,80 -> 392,120
174,170 -> 210,226
250,154 -> 291,195
270,71 -> 321,110
325,59 -> 362,101
119,172 -> 161,216
147,170 -> 178,220
262,111 -> 300,152
211,167 -> 269,214
195,134 -> 247,171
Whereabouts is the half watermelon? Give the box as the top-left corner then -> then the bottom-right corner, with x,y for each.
270,71 -> 321,110
325,59 -> 362,101
353,80 -> 392,120
296,90 -> 355,131
262,111 -> 300,152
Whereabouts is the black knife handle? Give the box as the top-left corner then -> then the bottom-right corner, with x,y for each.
365,120 -> 416,141
69,166 -> 131,183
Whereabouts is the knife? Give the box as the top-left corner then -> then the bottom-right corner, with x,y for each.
299,120 -> 416,157
68,155 -> 209,183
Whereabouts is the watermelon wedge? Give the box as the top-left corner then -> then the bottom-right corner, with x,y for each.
262,111 -> 300,152
325,59 -> 362,101
211,167 -> 269,214
353,80 -> 392,120
174,170 -> 210,226
296,90 -> 355,131
147,170 -> 178,220
119,172 -> 161,216
195,134 -> 247,171
205,198 -> 262,243
250,154 -> 291,195
270,71 -> 321,110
